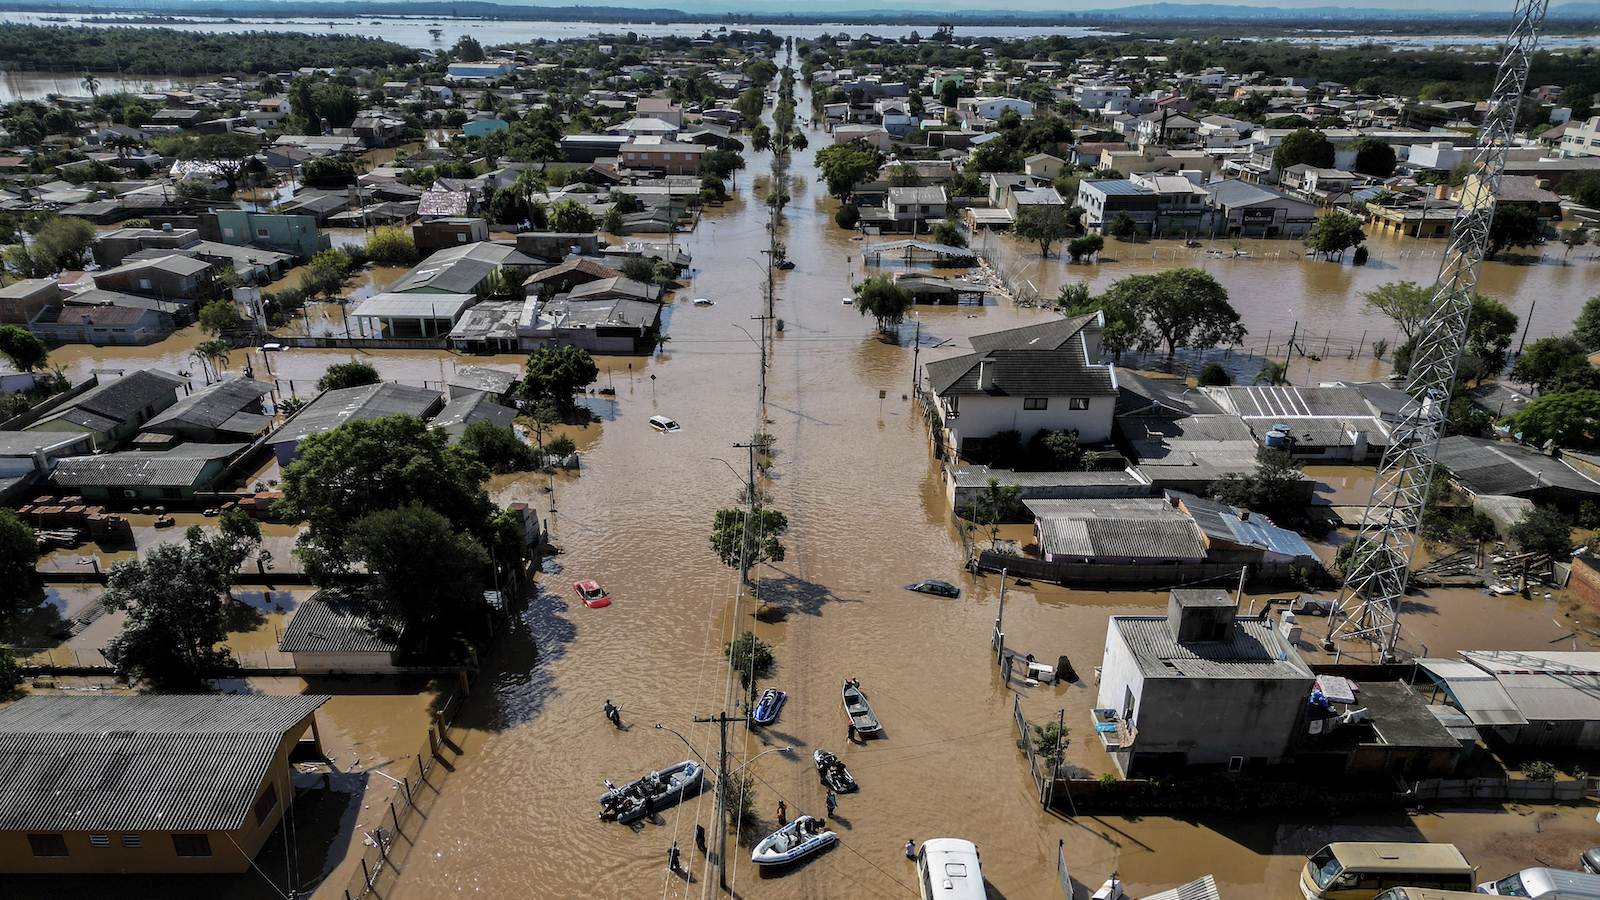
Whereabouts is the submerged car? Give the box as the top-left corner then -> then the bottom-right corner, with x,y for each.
574,579 -> 611,609
649,415 -> 682,433
905,580 -> 960,598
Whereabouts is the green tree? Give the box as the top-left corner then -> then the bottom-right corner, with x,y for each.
1563,226 -> 1591,256
939,79 -> 959,109
0,325 -> 49,372
3,215 -> 95,276
198,299 -> 244,335
522,345 -> 599,414
1487,205 -> 1543,258
460,420 -> 538,474
1032,721 -> 1071,770
548,198 -> 597,234
1057,285 -> 1141,358
0,646 -> 18,695
815,140 -> 885,203
1272,128 -> 1335,173
852,274 -> 914,333
160,132 -> 263,193
1460,295 -> 1519,384
342,502 -> 490,643
1197,363 -> 1232,386
189,338 -> 230,383
961,478 -> 1023,541
1106,210 -> 1137,240
1511,336 -> 1599,394
1508,505 -> 1575,558
365,226 -> 420,266
80,71 -> 99,99
1304,210 -> 1367,259
1015,205 -> 1075,258
101,524 -> 260,691
0,507 -> 39,618
1102,268 -> 1245,356
317,360 -> 381,392
1351,136 -> 1398,177
452,35 -> 485,61
724,629 -> 775,700
709,507 -> 790,582
275,415 -> 494,581
1502,390 -> 1600,450
1575,294 -> 1600,351
931,220 -> 967,248
1067,232 -> 1104,262
1361,281 -> 1434,340
750,123 -> 772,153
1208,450 -> 1306,523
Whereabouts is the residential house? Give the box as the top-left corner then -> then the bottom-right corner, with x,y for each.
0,278 -> 60,325
140,377 -> 274,442
1027,497 -> 1210,565
875,99 -> 917,137
1024,153 -> 1067,181
878,185 -> 948,234
446,300 -> 524,353
24,369 -> 186,448
94,226 -> 201,268
1129,173 -> 1212,235
1095,590 -> 1314,777
1559,114 -> 1600,158
1417,651 -> 1600,751
431,390 -> 518,441
923,315 -> 1118,460
28,305 -> 173,347
92,255 -> 220,308
350,292 -> 478,339
51,442 -> 245,502
527,295 -> 664,354
829,125 -> 893,151
245,96 -> 290,130
1078,179 -> 1160,233
636,98 -> 683,128
1430,435 -> 1600,507
205,210 -> 331,260
1135,111 -> 1201,149
618,137 -> 706,175
0,694 -> 326,874
1073,84 -> 1132,113
353,114 -> 407,146
1203,179 -> 1318,238
266,382 -> 444,465
1206,384 -> 1390,462
447,61 -> 513,80
523,258 -> 625,296
414,217 -> 489,252
445,366 -> 521,403
386,241 -> 541,299
1280,164 -> 1361,204
278,594 -> 402,673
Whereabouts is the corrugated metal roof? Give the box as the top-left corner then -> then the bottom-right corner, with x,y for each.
1431,436 -> 1600,499
0,694 -> 325,832
279,595 -> 400,654
352,291 -> 477,319
1029,499 -> 1208,559
1144,875 -> 1221,900
144,377 -> 272,433
1415,658 -> 1527,727
270,382 -> 443,445
53,443 -> 243,488
1114,615 -> 1312,680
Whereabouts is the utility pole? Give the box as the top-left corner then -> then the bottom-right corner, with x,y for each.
749,314 -> 772,411
732,441 -> 761,585
911,316 -> 921,393
694,711 -> 743,896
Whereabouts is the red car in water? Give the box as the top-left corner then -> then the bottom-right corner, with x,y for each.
574,579 -> 611,609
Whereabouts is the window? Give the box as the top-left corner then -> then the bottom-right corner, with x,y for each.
172,833 -> 212,858
256,228 -> 270,238
223,227 -> 236,238
1023,398 -> 1048,410
457,233 -> 467,242
253,783 -> 279,826
139,279 -> 152,290
89,834 -> 111,848
28,833 -> 68,857
121,834 -> 141,848
1068,397 -> 1091,410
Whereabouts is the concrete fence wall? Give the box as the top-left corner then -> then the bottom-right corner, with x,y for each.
1408,777 -> 1595,801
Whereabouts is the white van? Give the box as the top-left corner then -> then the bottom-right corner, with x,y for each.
1479,868 -> 1600,899
649,415 -> 681,433
917,838 -> 984,900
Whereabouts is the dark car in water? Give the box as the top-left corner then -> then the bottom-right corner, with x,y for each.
905,580 -> 960,598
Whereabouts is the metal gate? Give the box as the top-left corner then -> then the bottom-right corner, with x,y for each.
1013,695 -> 1047,803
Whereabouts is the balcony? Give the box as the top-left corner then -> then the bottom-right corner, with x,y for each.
1091,708 -> 1137,751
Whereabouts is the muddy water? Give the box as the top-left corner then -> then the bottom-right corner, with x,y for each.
13,80 -> 1600,899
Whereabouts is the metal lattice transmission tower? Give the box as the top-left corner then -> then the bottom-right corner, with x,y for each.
1329,0 -> 1549,660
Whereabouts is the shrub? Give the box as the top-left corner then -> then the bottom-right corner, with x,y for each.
364,226 -> 419,266
544,434 -> 577,458
835,203 -> 860,229
1197,363 -> 1232,386
1522,760 -> 1558,782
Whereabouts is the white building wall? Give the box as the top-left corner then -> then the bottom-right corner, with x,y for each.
1096,620 -> 1147,718
943,393 -> 1114,447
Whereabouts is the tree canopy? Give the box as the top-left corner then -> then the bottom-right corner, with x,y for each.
853,275 -> 914,333
1487,205 -> 1543,257
1014,204 -> 1075,257
1351,137 -> 1398,177
1208,450 -> 1306,524
317,360 -> 382,392
1360,281 -> 1434,340
0,325 -> 49,373
1510,336 -> 1600,395
275,415 -> 494,582
1501,390 -> 1600,450
709,506 -> 789,582
198,299 -> 244,335
1100,268 -> 1246,356
1508,505 -> 1575,558
101,519 -> 259,692
0,508 -> 39,619
1304,210 -> 1366,259
1572,293 -> 1600,351
522,346 -> 599,414
341,503 -> 490,645
815,140 -> 885,203
1273,128 -> 1335,172
460,420 -> 539,474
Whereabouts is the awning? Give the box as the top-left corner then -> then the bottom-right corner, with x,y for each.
1415,658 -> 1527,727
1144,875 -> 1221,900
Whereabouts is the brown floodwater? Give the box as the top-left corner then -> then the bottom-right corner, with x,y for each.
16,78 -> 1600,900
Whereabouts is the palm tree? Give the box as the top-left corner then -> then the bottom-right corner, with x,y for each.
104,132 -> 143,158
190,339 -> 230,384
81,72 -> 99,100
1253,361 -> 1288,386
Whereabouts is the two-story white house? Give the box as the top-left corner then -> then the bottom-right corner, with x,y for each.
959,97 -> 1034,120
923,315 -> 1118,461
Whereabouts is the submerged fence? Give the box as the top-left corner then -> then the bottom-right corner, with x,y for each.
1014,695 -> 1050,805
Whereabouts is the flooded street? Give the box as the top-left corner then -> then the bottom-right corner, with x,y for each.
10,82 -> 1600,900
